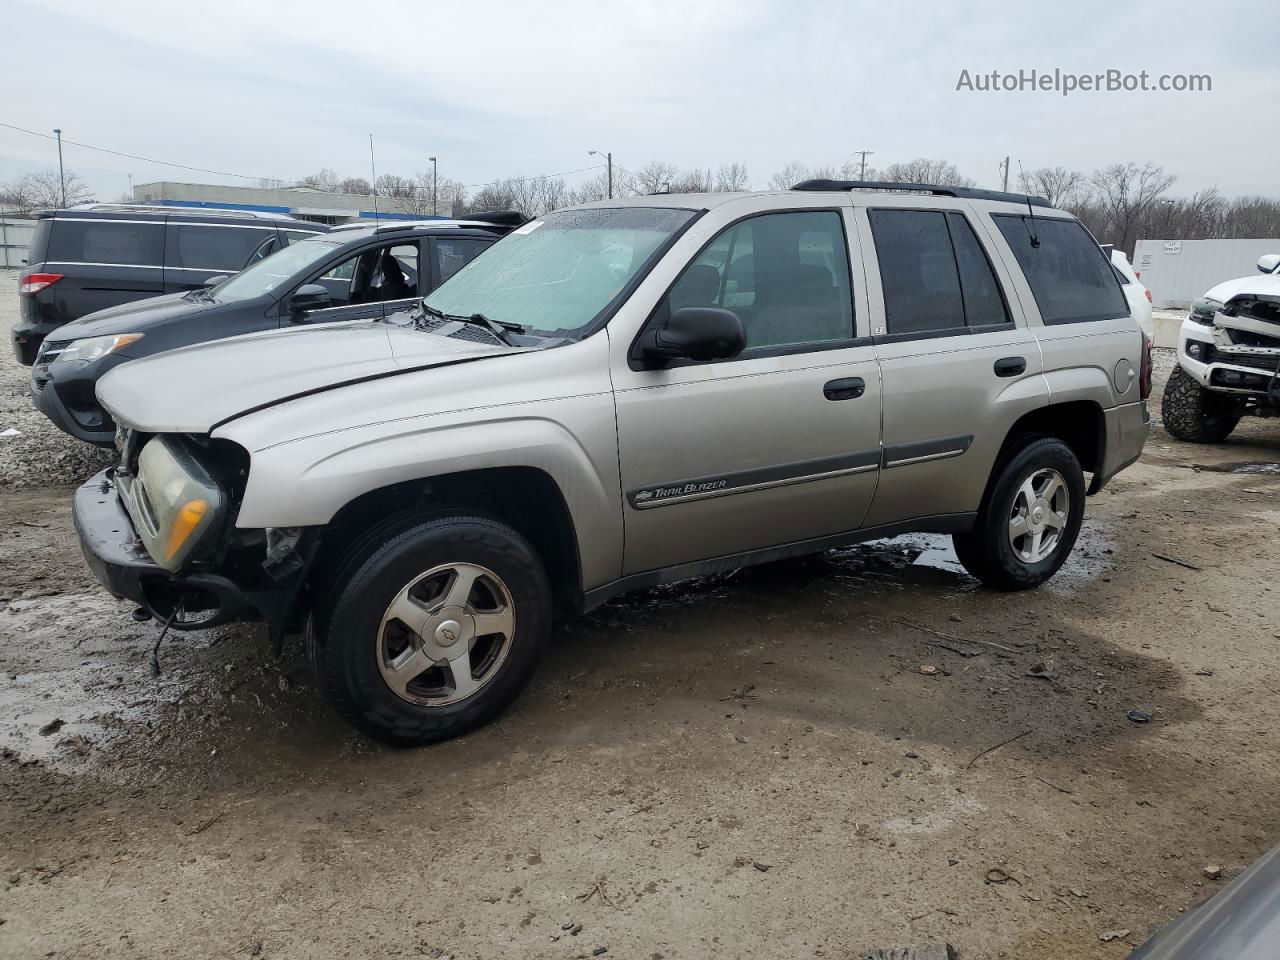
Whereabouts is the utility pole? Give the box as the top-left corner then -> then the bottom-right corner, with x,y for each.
588,150 -> 613,198
1000,156 -> 1010,192
853,149 -> 873,180
53,128 -> 66,207
429,156 -> 438,216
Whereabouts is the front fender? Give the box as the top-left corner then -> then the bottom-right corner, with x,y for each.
224,408 -> 622,590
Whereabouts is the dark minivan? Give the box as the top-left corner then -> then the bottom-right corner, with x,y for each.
31,213 -> 520,445
13,204 -> 327,364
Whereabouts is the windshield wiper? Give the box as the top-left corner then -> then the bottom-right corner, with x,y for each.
418,304 -> 526,345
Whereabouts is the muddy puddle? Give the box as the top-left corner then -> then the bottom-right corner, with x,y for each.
1197,460 -> 1280,475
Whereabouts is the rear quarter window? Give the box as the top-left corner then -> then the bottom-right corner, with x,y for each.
166,224 -> 276,272
993,215 -> 1128,325
46,219 -> 164,267
26,219 -> 53,265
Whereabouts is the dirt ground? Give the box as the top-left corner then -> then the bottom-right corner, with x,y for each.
3,348 -> 1280,958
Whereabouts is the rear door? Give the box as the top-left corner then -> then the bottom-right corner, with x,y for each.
42,215 -> 166,321
860,202 -> 1043,527
162,220 -> 278,293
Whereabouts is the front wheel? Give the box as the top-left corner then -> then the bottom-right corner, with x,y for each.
1161,366 -> 1241,443
953,437 -> 1086,591
312,515 -> 551,745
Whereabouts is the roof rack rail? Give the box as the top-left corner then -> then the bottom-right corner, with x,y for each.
59,202 -> 297,220
791,179 -> 1052,208
465,209 -> 528,226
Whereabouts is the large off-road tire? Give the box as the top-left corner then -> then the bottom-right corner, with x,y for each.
1161,366 -> 1241,443
952,437 -> 1086,591
311,514 -> 551,746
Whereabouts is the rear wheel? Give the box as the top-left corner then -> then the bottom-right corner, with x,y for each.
312,514 -> 551,745
1161,366 -> 1241,443
953,437 -> 1085,591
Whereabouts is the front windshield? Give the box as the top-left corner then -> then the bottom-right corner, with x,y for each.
210,236 -> 341,304
423,206 -> 696,336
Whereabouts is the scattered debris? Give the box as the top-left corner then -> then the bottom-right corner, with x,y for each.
984,867 -> 1020,885
0,428 -> 20,438
576,878 -> 615,908
893,618 -> 1018,656
569,923 -> 583,936
187,811 -> 224,836
752,862 -> 772,872
592,949 -> 608,957
1099,929 -> 1131,943
1194,668 -> 1215,677
864,944 -> 957,960
733,735 -> 748,744
37,718 -> 64,736
1025,660 -> 1058,681
919,664 -> 939,676
1203,864 -> 1223,880
719,684 -> 758,702
1127,710 -> 1152,724
1152,552 -> 1202,571
1035,776 -> 1074,794
966,729 -> 1032,769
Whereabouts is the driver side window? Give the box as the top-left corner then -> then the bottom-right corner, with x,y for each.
665,210 -> 855,351
311,241 -> 420,310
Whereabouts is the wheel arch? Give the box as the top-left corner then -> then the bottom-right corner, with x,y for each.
309,466 -> 585,609
990,400 -> 1106,500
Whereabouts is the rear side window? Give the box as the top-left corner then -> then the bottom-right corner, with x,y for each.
994,216 -> 1128,325
433,237 -> 491,286
869,210 -> 964,335
27,219 -> 52,265
46,219 -> 164,266
281,229 -> 321,246
947,213 -> 1010,328
165,224 -> 275,272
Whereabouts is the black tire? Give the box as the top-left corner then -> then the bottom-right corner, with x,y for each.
952,437 -> 1086,591
312,514 -> 551,746
1161,366 -> 1241,443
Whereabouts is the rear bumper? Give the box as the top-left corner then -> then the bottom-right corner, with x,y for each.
74,470 -> 256,629
1091,400 -> 1149,493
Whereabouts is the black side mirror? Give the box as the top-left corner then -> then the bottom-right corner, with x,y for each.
203,275 -> 229,288
289,283 -> 331,315
643,306 -> 745,366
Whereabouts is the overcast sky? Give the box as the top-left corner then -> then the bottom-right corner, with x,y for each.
2,0 -> 1275,200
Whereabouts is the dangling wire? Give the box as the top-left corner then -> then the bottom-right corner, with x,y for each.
149,602 -> 183,677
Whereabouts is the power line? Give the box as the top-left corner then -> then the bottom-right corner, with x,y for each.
0,119 -> 283,182
0,120 -> 612,193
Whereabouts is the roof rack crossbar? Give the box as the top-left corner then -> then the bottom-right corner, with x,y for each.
791,179 -> 1052,208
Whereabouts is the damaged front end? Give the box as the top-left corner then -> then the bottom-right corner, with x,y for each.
1184,294 -> 1280,406
74,426 -> 318,650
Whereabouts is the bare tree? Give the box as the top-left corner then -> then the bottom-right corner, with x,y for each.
880,158 -> 973,187
1089,162 -> 1176,254
768,161 -> 814,191
567,171 -> 614,205
2,169 -> 93,212
668,168 -> 713,193
1017,167 -> 1086,207
299,168 -> 340,192
714,163 -> 750,192
630,161 -> 679,195
337,176 -> 371,196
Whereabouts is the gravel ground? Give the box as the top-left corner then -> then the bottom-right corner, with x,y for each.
0,269 -> 112,488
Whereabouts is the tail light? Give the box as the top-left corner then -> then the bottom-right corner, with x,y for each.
1144,288 -> 1152,303
19,272 -> 63,296
1139,331 -> 1154,400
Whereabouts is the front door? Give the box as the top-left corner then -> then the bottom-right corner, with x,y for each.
613,206 -> 883,576
296,240 -> 422,325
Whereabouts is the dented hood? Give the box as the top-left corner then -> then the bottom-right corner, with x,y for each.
96,321 -> 517,433
1204,271 -> 1280,307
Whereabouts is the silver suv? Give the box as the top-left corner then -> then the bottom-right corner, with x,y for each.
74,180 -> 1151,744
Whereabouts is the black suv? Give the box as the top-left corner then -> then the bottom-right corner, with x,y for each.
31,212 -> 520,445
13,204 -> 327,365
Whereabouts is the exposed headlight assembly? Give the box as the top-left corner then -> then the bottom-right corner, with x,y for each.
1189,298 -> 1222,326
54,333 -> 144,365
127,436 -> 224,572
